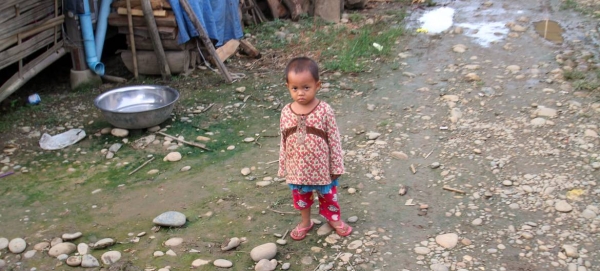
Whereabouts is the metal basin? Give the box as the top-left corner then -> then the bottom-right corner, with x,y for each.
94,85 -> 179,129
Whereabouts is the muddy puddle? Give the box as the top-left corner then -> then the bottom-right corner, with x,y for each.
533,20 -> 564,44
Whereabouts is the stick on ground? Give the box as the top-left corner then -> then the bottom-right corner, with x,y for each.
157,132 -> 212,151
442,185 -> 466,194
129,156 -> 155,175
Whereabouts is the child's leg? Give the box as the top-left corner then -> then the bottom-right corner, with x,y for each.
292,189 -> 314,228
317,186 -> 352,236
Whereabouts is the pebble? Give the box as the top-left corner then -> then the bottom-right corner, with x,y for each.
435,233 -> 459,249
347,216 -> 358,223
221,237 -> 241,251
250,243 -> 277,261
23,250 -> 36,259
166,249 -> 177,256
147,169 -> 159,174
414,247 -> 430,255
77,243 -> 89,254
192,259 -> 211,267
430,263 -> 449,271
562,244 -> 579,258
391,151 -> 408,160
93,238 -> 115,249
163,152 -> 182,162
153,211 -> 187,227
8,238 -> 27,253
180,165 -> 191,171
348,187 -> 357,194
366,132 -> 381,140
111,128 -> 129,137
276,239 -> 287,245
430,162 -> 441,169
452,44 -> 467,53
281,262 -> 291,270
66,256 -> 82,266
0,237 -> 8,250
165,237 -> 183,247
101,251 -> 122,264
317,223 -> 334,236
62,232 -> 82,241
555,200 -> 573,212
472,218 -> 483,226
256,181 -> 272,187
536,107 -> 557,118
227,145 -> 235,150
241,167 -> 251,175
33,241 -> 50,251
255,259 -> 277,271
147,126 -> 161,132
214,259 -> 233,268
581,209 -> 597,219
243,137 -> 255,142
81,254 -> 100,268
347,240 -> 363,250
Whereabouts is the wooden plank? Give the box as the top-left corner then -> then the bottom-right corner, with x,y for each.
216,39 -> 239,63
239,39 -> 261,58
121,50 -> 190,75
0,2 -> 55,40
118,25 -> 177,40
129,35 -> 184,50
108,11 -> 177,27
141,0 -> 170,79
0,15 -> 64,52
0,29 -> 58,70
112,0 -> 164,10
0,0 -> 45,24
117,7 -> 166,17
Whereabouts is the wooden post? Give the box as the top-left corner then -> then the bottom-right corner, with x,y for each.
179,0 -> 233,83
141,0 -> 170,80
126,0 -> 139,79
64,9 -> 87,71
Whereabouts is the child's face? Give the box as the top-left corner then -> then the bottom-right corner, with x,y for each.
286,70 -> 321,106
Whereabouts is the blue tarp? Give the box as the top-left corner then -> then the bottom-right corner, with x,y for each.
169,0 -> 244,47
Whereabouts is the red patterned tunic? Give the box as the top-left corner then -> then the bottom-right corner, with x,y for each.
278,101 -> 345,185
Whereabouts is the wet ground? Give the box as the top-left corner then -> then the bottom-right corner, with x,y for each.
1,0 -> 600,270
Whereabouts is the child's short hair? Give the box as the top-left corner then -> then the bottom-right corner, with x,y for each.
284,57 -> 319,82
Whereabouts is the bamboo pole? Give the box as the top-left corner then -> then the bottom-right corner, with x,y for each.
141,0 -> 170,79
179,0 -> 233,83
126,0 -> 139,79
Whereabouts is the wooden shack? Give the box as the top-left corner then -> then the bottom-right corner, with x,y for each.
0,0 -> 65,102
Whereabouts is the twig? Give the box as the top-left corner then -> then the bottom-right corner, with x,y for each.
443,185 -> 466,194
157,132 -> 212,151
267,208 -> 295,215
254,135 -> 262,148
282,229 -> 289,240
266,160 -> 279,165
424,146 -> 436,159
201,103 -> 215,113
129,157 -> 155,175
410,164 -> 417,174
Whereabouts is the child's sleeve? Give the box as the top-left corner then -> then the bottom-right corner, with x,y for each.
326,107 -> 345,175
278,115 -> 286,177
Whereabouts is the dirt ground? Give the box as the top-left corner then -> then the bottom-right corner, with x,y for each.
1,0 -> 600,271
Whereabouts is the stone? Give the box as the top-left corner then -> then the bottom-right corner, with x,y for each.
317,223 -> 334,236
62,232 -> 82,241
147,126 -> 161,132
255,259 -> 277,271
214,259 -> 233,268
165,237 -> 184,247
23,250 -> 36,259
347,240 -> 363,250
465,73 -> 481,81
391,151 -> 408,160
250,243 -> 277,261
147,169 -> 159,175
57,254 -> 69,261
77,243 -> 89,254
236,86 -> 246,93
414,247 -> 430,255
562,245 -> 578,258
100,127 -> 112,134
472,218 -> 483,226
281,262 -> 291,270
0,237 -> 8,250
81,254 -> 100,268
66,256 -> 82,266
221,237 -> 241,251
442,95 -> 459,102
101,251 -> 122,264
430,263 -> 449,271
536,107 -> 557,118
435,233 -> 459,249
243,137 -> 255,142
48,242 -> 77,257
164,152 -> 182,162
241,167 -> 251,175
108,143 -> 122,153
276,239 -> 287,245
347,216 -> 358,223
192,259 -> 211,267
196,136 -> 211,142
506,65 -> 521,73
93,238 -> 115,249
153,211 -> 187,227
166,249 -> 177,256
153,251 -> 164,257
33,241 -> 50,251
348,187 -> 356,194
366,132 -> 381,140
111,128 -> 129,137
256,181 -> 272,187
452,44 -> 467,53
180,165 -> 191,171
581,209 -> 597,219
530,117 -> 546,126
584,129 -> 599,138
8,238 -> 27,253
510,23 -> 527,32
555,200 -> 573,212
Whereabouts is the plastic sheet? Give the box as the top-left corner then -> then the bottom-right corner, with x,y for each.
39,129 -> 87,150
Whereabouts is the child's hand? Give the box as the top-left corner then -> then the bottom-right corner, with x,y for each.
331,174 -> 340,181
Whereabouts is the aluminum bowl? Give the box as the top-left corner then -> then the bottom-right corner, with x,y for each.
94,85 -> 179,129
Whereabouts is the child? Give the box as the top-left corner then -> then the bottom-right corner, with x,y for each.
278,57 -> 352,240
